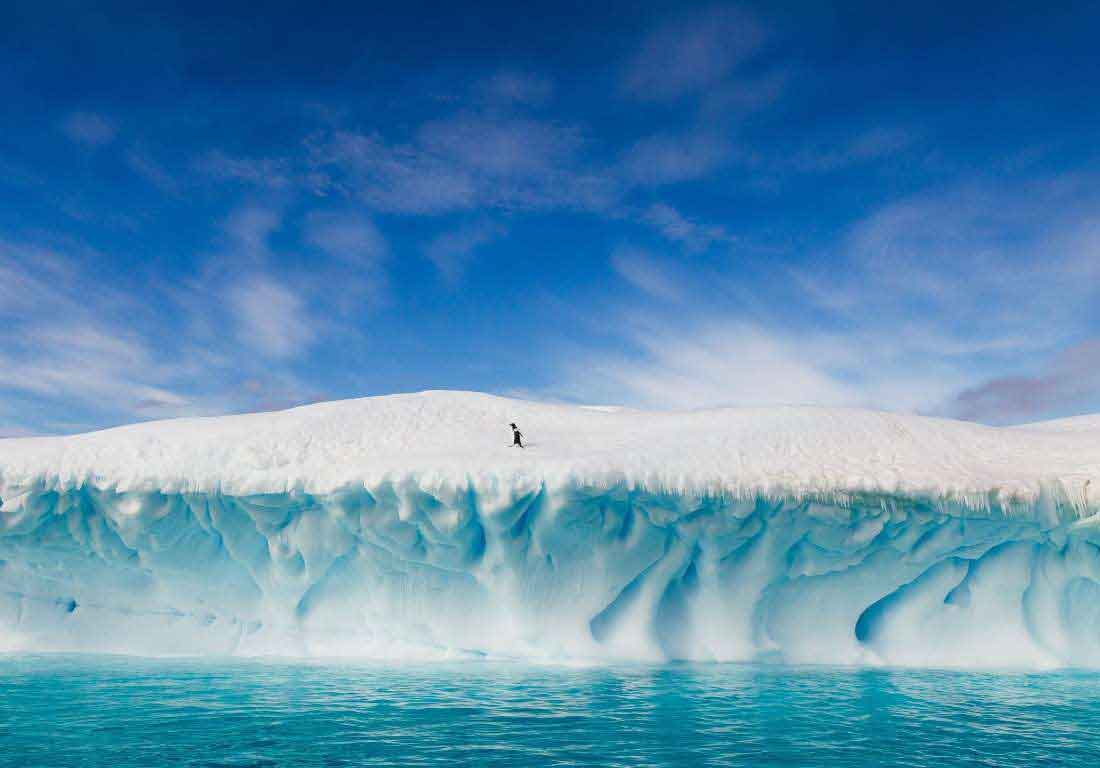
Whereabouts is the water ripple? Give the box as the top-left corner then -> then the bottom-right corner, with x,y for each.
1,657 -> 1098,767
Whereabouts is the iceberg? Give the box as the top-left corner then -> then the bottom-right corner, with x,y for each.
1,391 -> 1098,666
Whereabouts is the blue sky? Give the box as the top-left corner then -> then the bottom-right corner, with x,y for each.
3,0 -> 1100,434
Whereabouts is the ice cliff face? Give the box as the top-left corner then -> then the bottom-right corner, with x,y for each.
1,392 -> 1098,666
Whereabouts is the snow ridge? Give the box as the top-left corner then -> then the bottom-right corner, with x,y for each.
1,390 -> 1097,511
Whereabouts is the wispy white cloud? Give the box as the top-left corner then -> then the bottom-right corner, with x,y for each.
194,149 -> 295,190
620,129 -> 732,186
2,327 -> 152,401
213,205 -> 327,361
424,220 -> 506,285
0,208 -> 363,433
790,175 -> 1100,420
832,179 -> 1100,341
0,239 -> 206,429
304,209 -> 390,307
223,204 -> 282,259
789,127 -> 918,174
622,5 -> 767,102
125,148 -> 180,195
547,170 -> 1100,421
228,276 -> 317,359
311,112 -> 619,215
555,309 -> 974,414
417,114 -> 580,177
304,210 -> 387,265
642,202 -> 734,250
316,130 -> 475,214
560,321 -> 859,410
212,204 -> 389,349
60,111 -> 117,147
610,247 -> 684,302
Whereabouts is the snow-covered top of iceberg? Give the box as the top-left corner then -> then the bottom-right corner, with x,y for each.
0,390 -> 1097,505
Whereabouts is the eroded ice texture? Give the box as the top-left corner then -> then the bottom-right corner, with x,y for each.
2,481 -> 1099,667
2,392 -> 1099,665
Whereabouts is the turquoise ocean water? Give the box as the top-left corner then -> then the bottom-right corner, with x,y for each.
1,656 -> 1097,767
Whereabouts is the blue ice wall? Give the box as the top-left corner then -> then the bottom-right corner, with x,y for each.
1,481 -> 1098,666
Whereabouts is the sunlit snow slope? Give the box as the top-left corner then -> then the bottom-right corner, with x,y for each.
2,391 -> 1099,666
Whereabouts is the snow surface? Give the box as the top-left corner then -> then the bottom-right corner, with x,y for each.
0,390 -> 1097,505
2,391 -> 1100,666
